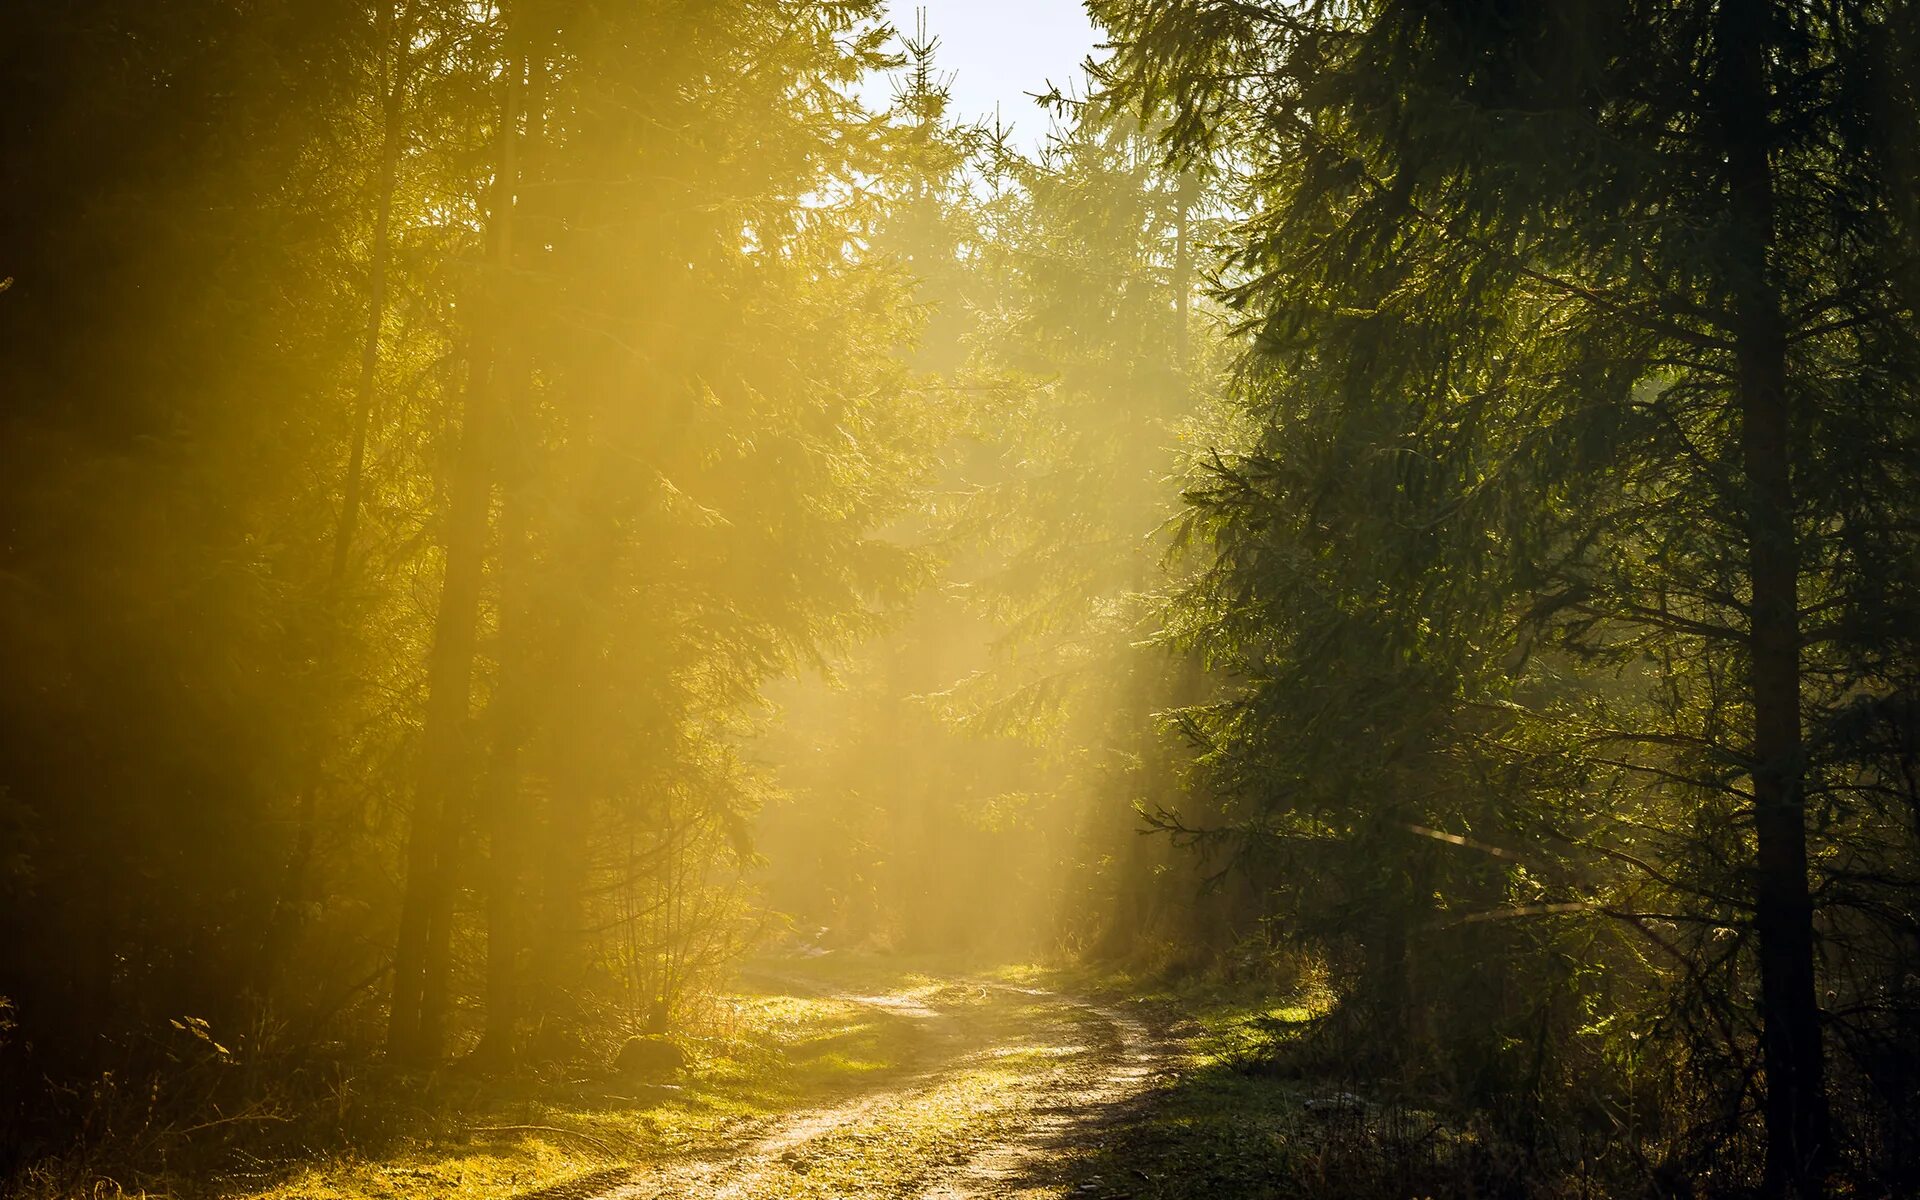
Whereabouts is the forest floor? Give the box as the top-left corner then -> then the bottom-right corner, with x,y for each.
47,954 -> 1530,1200
224,955 -> 1200,1200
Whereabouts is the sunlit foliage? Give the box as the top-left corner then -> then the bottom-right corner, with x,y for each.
2,2 -> 1916,1198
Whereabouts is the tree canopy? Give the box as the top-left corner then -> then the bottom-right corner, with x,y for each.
1,3 -> 1916,1197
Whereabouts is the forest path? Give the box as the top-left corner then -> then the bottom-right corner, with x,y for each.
565,965 -> 1179,1200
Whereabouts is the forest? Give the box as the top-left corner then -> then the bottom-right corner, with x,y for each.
1,2 -> 1916,1198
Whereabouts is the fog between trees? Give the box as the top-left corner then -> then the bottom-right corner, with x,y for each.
1,3 -> 1917,1198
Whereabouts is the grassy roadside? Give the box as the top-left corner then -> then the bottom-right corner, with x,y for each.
1009,963 -> 1611,1200
13,955 -> 983,1200
20,953 -> 1542,1200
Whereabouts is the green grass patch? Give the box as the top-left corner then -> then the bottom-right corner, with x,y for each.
1020,965 -> 1577,1200
23,953 -> 985,1200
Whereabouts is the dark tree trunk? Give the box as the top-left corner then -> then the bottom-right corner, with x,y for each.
1714,2 -> 1829,1194
469,32 -> 551,1071
387,353 -> 495,1062
526,755 -> 591,1044
259,0 -> 409,1002
387,28 -> 524,1067
517,453 -> 622,1044
329,0 -> 407,589
475,732 -> 526,1063
470,471 -> 535,1067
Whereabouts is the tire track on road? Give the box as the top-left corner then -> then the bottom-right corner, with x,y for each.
532,972 -> 1177,1200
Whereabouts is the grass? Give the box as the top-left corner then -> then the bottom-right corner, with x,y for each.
20,952 -> 1582,1200
1016,966 -> 1602,1200
231,965 -> 965,1200
20,955 -> 989,1200
23,951 -> 1162,1200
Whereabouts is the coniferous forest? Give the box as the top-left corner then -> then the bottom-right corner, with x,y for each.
1,3 -> 1917,1199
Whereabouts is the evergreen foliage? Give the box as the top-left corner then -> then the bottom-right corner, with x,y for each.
0,3 -> 1915,1196
1094,0 -> 1920,1192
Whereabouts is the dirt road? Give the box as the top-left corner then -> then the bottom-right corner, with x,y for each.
534,972 -> 1175,1200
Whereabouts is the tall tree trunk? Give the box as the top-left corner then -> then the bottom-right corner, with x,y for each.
329,0 -> 407,589
470,37 -> 548,1069
469,655 -> 529,1063
520,438 -> 634,1041
470,444 -> 536,1067
526,728 -> 592,1044
259,0 -> 409,1000
387,17 -> 524,1066
1715,2 -> 1829,1194
475,704 -> 528,1063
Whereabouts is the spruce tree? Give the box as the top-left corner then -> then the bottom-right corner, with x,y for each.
1096,1 -> 1920,1191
